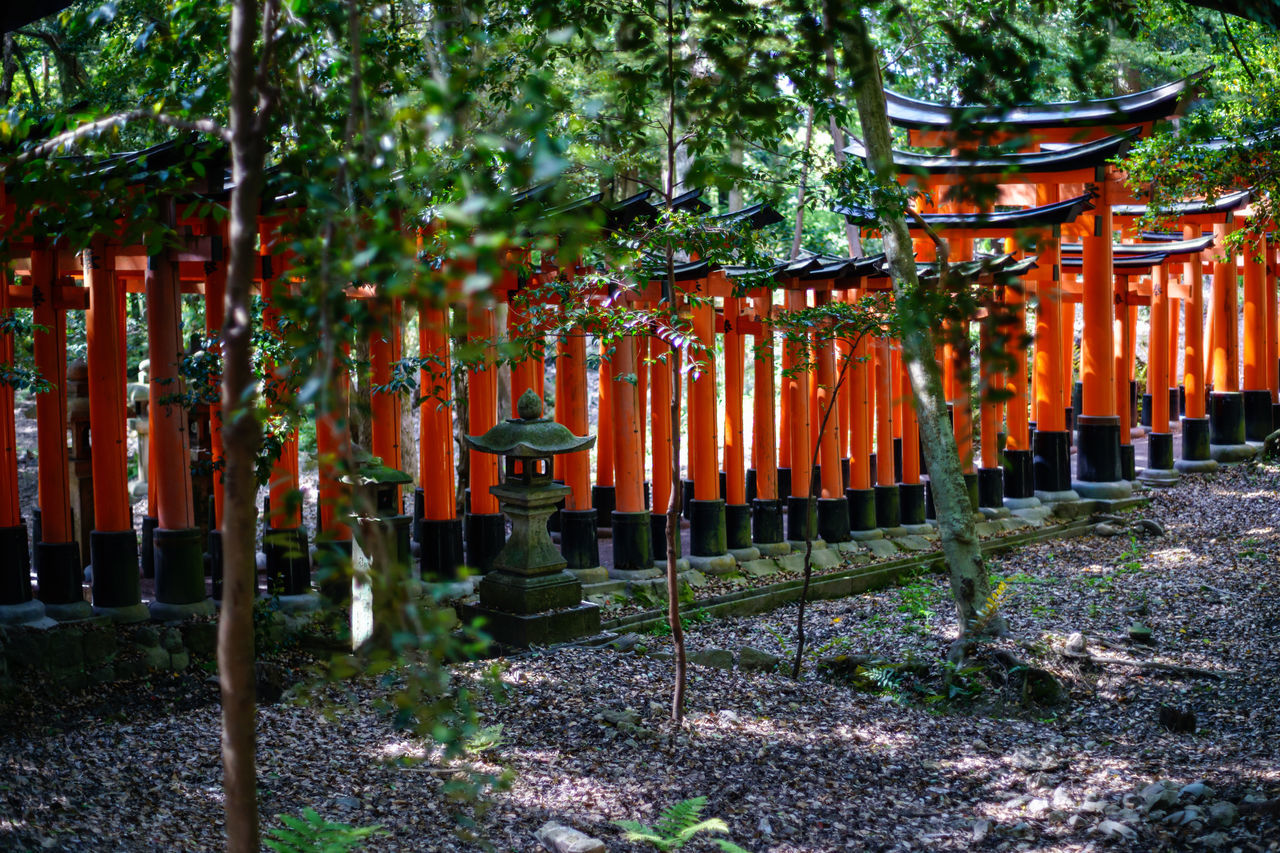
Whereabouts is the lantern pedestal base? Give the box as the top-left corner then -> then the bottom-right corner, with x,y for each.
463,599 -> 601,648
476,568 -> 580,613
466,569 -> 601,648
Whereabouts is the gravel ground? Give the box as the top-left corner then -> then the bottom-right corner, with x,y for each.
2,459 -> 1278,852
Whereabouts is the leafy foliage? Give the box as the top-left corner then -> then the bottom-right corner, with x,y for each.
615,796 -> 750,852
263,808 -> 386,853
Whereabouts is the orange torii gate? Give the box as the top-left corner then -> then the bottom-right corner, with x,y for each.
864,71 -> 1210,501
1112,190 -> 1275,463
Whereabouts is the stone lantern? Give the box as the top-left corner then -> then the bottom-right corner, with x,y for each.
462,390 -> 601,647
343,447 -> 414,647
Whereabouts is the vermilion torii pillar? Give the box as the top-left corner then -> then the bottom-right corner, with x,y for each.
1141,262 -> 1180,484
417,304 -> 463,579
749,289 -> 786,552
784,287 -> 815,543
84,239 -> 147,622
593,352 -> 615,525
146,241 -> 214,620
1001,274 -> 1038,508
1241,229 -> 1273,441
873,334 -> 900,529
204,224 -> 230,597
844,288 -> 876,535
466,300 -> 505,572
647,333 -> 682,573
722,296 -> 758,558
896,348 -> 927,526
976,315 -> 1004,511
1073,174 -> 1130,498
1208,221 -> 1253,461
1177,226 -> 1218,473
688,290 -> 732,572
261,245 -> 311,599
1113,270 -> 1137,482
31,244 -> 92,621
813,291 -> 850,544
609,332 -> 652,573
0,233 -> 43,625
1269,238 -> 1280,430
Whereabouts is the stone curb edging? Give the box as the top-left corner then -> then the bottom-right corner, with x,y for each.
600,516 -> 1102,634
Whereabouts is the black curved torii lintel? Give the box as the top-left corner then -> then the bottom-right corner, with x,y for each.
842,128 -> 1141,178
1059,234 -> 1216,258
881,70 -> 1209,131
1111,189 -> 1253,219
1058,252 -> 1171,271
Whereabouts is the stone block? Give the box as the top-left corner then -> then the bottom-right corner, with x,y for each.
892,535 -> 933,552
179,622 -> 216,653
83,627 -> 118,666
688,649 -> 735,669
535,821 -> 606,853
862,539 -> 899,559
145,644 -> 172,671
161,627 -> 185,652
739,559 -> 781,578
44,627 -> 85,670
461,601 -> 600,648
739,646 -> 781,673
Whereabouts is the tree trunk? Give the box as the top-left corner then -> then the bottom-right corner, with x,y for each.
220,0 -> 268,849
834,8 -> 1004,639
663,0 -> 686,724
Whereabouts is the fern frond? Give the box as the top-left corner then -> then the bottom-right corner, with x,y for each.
713,841 -> 755,853
654,796 -> 707,839
615,821 -> 667,848
969,580 -> 1008,635
675,818 -> 729,844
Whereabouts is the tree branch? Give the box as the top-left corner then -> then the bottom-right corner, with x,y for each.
3,110 -> 231,169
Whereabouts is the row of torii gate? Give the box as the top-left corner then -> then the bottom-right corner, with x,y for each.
1,71 -> 1277,627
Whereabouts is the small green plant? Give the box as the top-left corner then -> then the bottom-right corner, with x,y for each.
647,610 -> 711,637
615,796 -> 751,852
897,582 -> 937,625
1114,533 -> 1144,573
264,808 -> 387,853
464,724 -> 505,754
968,580 -> 1009,635
765,625 -> 794,658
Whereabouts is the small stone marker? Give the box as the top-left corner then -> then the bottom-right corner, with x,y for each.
535,821 -> 606,853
